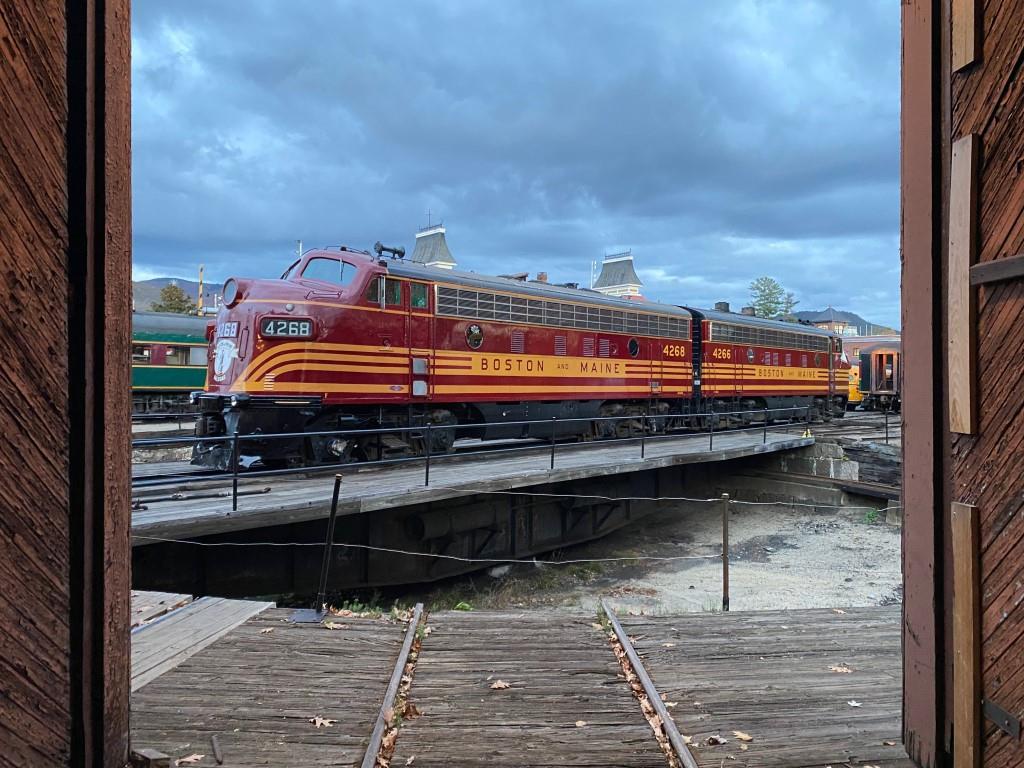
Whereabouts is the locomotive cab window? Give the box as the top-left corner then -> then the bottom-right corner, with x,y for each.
365,276 -> 402,306
302,257 -> 357,286
189,347 -> 207,365
410,282 -> 429,310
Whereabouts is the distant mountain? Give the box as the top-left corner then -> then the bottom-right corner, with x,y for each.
793,309 -> 899,336
133,278 -> 220,312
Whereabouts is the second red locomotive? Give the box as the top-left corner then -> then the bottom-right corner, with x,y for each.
193,245 -> 846,469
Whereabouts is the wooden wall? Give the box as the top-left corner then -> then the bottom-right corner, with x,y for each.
903,0 -> 1024,766
948,0 -> 1024,764
0,1 -> 132,766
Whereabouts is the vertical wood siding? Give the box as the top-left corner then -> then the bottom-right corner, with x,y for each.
0,2 -> 72,765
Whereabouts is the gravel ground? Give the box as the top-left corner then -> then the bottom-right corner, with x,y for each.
411,497 -> 902,615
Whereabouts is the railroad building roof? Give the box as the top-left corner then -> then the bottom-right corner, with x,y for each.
410,225 -> 456,267
593,251 -> 642,289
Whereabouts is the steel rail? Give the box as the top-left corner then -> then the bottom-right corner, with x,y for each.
360,603 -> 425,768
600,598 -> 700,768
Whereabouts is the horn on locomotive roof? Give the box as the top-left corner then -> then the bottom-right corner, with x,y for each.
374,241 -> 406,260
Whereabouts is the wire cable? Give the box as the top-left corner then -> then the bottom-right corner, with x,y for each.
130,534 -> 724,564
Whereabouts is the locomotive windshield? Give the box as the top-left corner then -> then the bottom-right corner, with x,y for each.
301,257 -> 358,286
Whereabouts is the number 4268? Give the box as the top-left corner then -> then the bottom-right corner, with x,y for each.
662,344 -> 686,358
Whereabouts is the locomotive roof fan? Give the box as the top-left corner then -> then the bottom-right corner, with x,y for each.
374,241 -> 406,263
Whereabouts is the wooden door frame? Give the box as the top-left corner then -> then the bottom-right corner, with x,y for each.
901,1 -> 952,766
65,1 -> 132,764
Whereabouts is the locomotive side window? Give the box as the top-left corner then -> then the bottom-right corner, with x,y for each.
189,347 -> 207,365
164,346 -> 188,366
132,345 -> 151,363
302,257 -> 357,286
385,279 -> 402,306
410,283 -> 429,309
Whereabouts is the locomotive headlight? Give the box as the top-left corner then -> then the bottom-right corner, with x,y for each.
228,394 -> 250,408
223,278 -> 241,308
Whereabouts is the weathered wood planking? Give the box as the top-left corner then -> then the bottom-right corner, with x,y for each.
948,133 -> 979,434
620,607 -> 911,768
131,609 -> 408,767
130,590 -> 193,629
131,597 -> 274,691
390,610 -> 667,767
969,253 -> 1024,285
951,503 -> 981,768
952,0 -> 979,71
132,431 -> 814,542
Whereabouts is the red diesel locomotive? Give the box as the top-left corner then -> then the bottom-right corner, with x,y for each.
192,245 -> 846,469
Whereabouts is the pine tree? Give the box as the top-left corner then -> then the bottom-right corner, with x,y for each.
781,291 -> 800,320
749,276 -> 786,318
151,283 -> 197,314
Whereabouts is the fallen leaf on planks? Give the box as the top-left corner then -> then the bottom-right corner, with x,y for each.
309,716 -> 336,728
575,720 -> 587,727
662,642 -> 676,648
175,756 -> 204,766
829,664 -> 853,674
832,608 -> 847,615
705,734 -> 728,746
405,757 -> 416,766
848,700 -> 863,708
259,628 -> 274,635
733,731 -> 754,742
883,740 -> 897,746
323,622 -> 345,630
490,680 -> 511,690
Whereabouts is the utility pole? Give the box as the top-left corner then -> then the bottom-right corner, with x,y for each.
197,264 -> 204,314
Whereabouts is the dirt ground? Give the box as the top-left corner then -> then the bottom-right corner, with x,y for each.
405,496 -> 902,615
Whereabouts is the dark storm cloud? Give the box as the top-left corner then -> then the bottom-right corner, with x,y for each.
132,0 -> 900,327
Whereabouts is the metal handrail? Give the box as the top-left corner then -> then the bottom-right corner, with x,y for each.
132,405 -> 824,510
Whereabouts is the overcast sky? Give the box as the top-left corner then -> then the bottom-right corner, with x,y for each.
132,1 -> 900,328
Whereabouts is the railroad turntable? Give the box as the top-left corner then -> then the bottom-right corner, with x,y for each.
131,424 -> 816,596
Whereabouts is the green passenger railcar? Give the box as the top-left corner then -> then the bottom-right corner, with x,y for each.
132,311 -> 210,413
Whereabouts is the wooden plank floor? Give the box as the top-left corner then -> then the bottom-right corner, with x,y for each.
133,430 -> 813,541
391,610 -> 667,767
131,596 -> 273,691
131,589 -> 192,629
131,608 -> 408,767
618,606 -> 911,768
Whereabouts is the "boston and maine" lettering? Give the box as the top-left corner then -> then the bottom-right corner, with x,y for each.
477,357 -> 624,376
